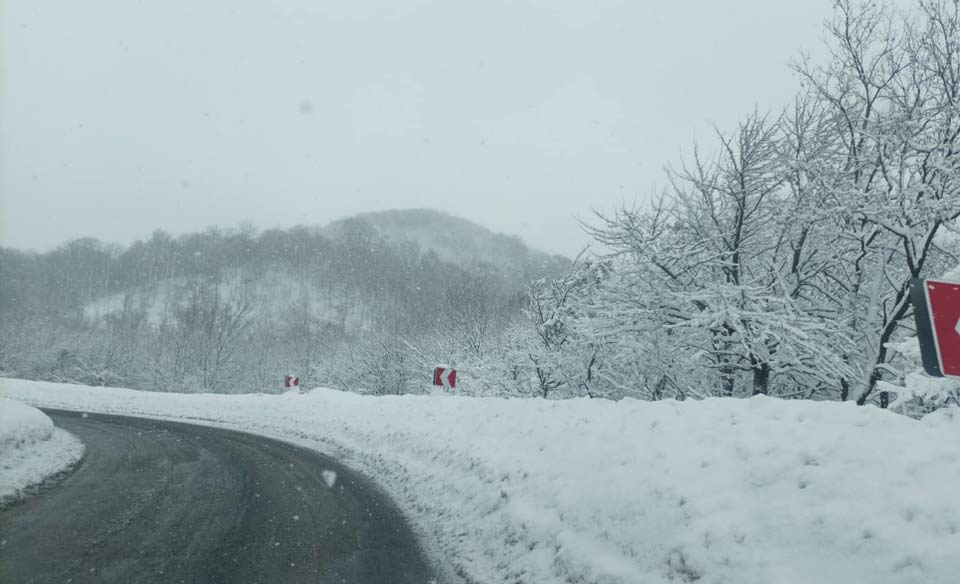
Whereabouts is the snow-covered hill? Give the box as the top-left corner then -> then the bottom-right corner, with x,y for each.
3,378 -> 957,584
325,208 -> 569,280
73,209 -> 565,329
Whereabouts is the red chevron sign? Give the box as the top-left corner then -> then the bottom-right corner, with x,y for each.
433,366 -> 457,389
911,279 -> 960,379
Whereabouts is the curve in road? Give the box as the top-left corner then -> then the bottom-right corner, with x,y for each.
0,410 -> 437,584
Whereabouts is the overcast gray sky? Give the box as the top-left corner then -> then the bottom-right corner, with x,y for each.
1,0 -> 832,257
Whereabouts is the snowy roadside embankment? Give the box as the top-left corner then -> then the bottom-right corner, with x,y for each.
1,379 -> 958,584
0,397 -> 84,507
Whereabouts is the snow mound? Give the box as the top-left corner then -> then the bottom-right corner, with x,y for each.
0,397 -> 84,506
1,378 -> 958,584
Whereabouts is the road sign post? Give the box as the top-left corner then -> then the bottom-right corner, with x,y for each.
910,278 -> 960,379
284,374 -> 300,391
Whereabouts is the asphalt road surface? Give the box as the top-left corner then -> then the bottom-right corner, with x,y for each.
0,410 -> 437,584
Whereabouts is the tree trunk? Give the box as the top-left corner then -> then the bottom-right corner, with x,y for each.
652,374 -> 669,400
858,347 -> 888,406
752,362 -> 771,395
858,284 -> 911,405
720,363 -> 736,396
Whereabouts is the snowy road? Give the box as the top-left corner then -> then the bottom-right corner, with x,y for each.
0,410 -> 436,584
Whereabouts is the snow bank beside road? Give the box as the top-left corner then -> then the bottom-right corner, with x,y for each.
0,397 -> 84,506
1,379 -> 959,584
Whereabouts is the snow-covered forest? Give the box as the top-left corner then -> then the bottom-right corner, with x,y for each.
2,0 -> 959,415
0,210 -> 567,394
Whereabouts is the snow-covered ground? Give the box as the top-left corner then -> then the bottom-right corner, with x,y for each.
1,378 -> 958,584
0,397 -> 84,507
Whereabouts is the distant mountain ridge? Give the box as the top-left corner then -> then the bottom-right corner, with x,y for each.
2,208 -> 569,333
324,209 -> 568,282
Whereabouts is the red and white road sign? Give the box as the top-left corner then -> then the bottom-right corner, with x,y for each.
285,375 -> 300,389
913,279 -> 960,378
433,366 -> 457,389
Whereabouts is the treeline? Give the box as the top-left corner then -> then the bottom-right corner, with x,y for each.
0,220 -> 536,393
